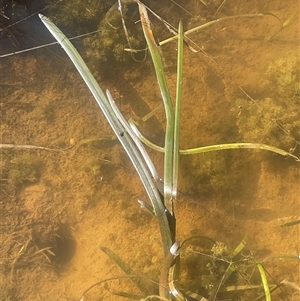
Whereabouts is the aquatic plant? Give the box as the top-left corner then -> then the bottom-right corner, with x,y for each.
235,53 -> 300,151
39,3 -> 299,300
266,54 -> 300,98
48,0 -> 145,76
47,0 -> 111,33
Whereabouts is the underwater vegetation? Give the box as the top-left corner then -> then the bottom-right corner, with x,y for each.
48,0 -> 145,77
1,1 -> 298,300
266,54 -> 300,98
38,2 -> 300,298
235,53 -> 300,151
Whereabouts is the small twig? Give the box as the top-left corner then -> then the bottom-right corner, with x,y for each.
32,247 -> 54,263
214,0 -> 227,18
280,279 -> 300,292
140,295 -> 170,301
0,143 -> 74,152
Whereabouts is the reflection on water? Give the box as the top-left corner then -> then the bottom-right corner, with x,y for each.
0,0 -> 299,300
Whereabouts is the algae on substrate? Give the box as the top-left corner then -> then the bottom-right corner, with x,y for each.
235,54 -> 300,150
8,153 -> 41,187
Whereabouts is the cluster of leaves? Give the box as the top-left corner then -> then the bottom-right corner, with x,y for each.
48,0 -> 145,76
84,16 -> 145,77
235,53 -> 300,151
48,0 -> 112,33
266,54 -> 300,99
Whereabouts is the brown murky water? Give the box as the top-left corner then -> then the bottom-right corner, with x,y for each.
0,0 -> 299,300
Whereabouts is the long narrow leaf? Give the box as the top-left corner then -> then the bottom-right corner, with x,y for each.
138,5 -> 175,214
39,14 -> 172,255
231,235 -> 250,257
172,21 -> 183,198
179,143 -> 299,161
159,14 -> 264,46
100,246 -> 149,294
106,90 -> 160,182
118,128 -> 299,161
255,260 -> 272,301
